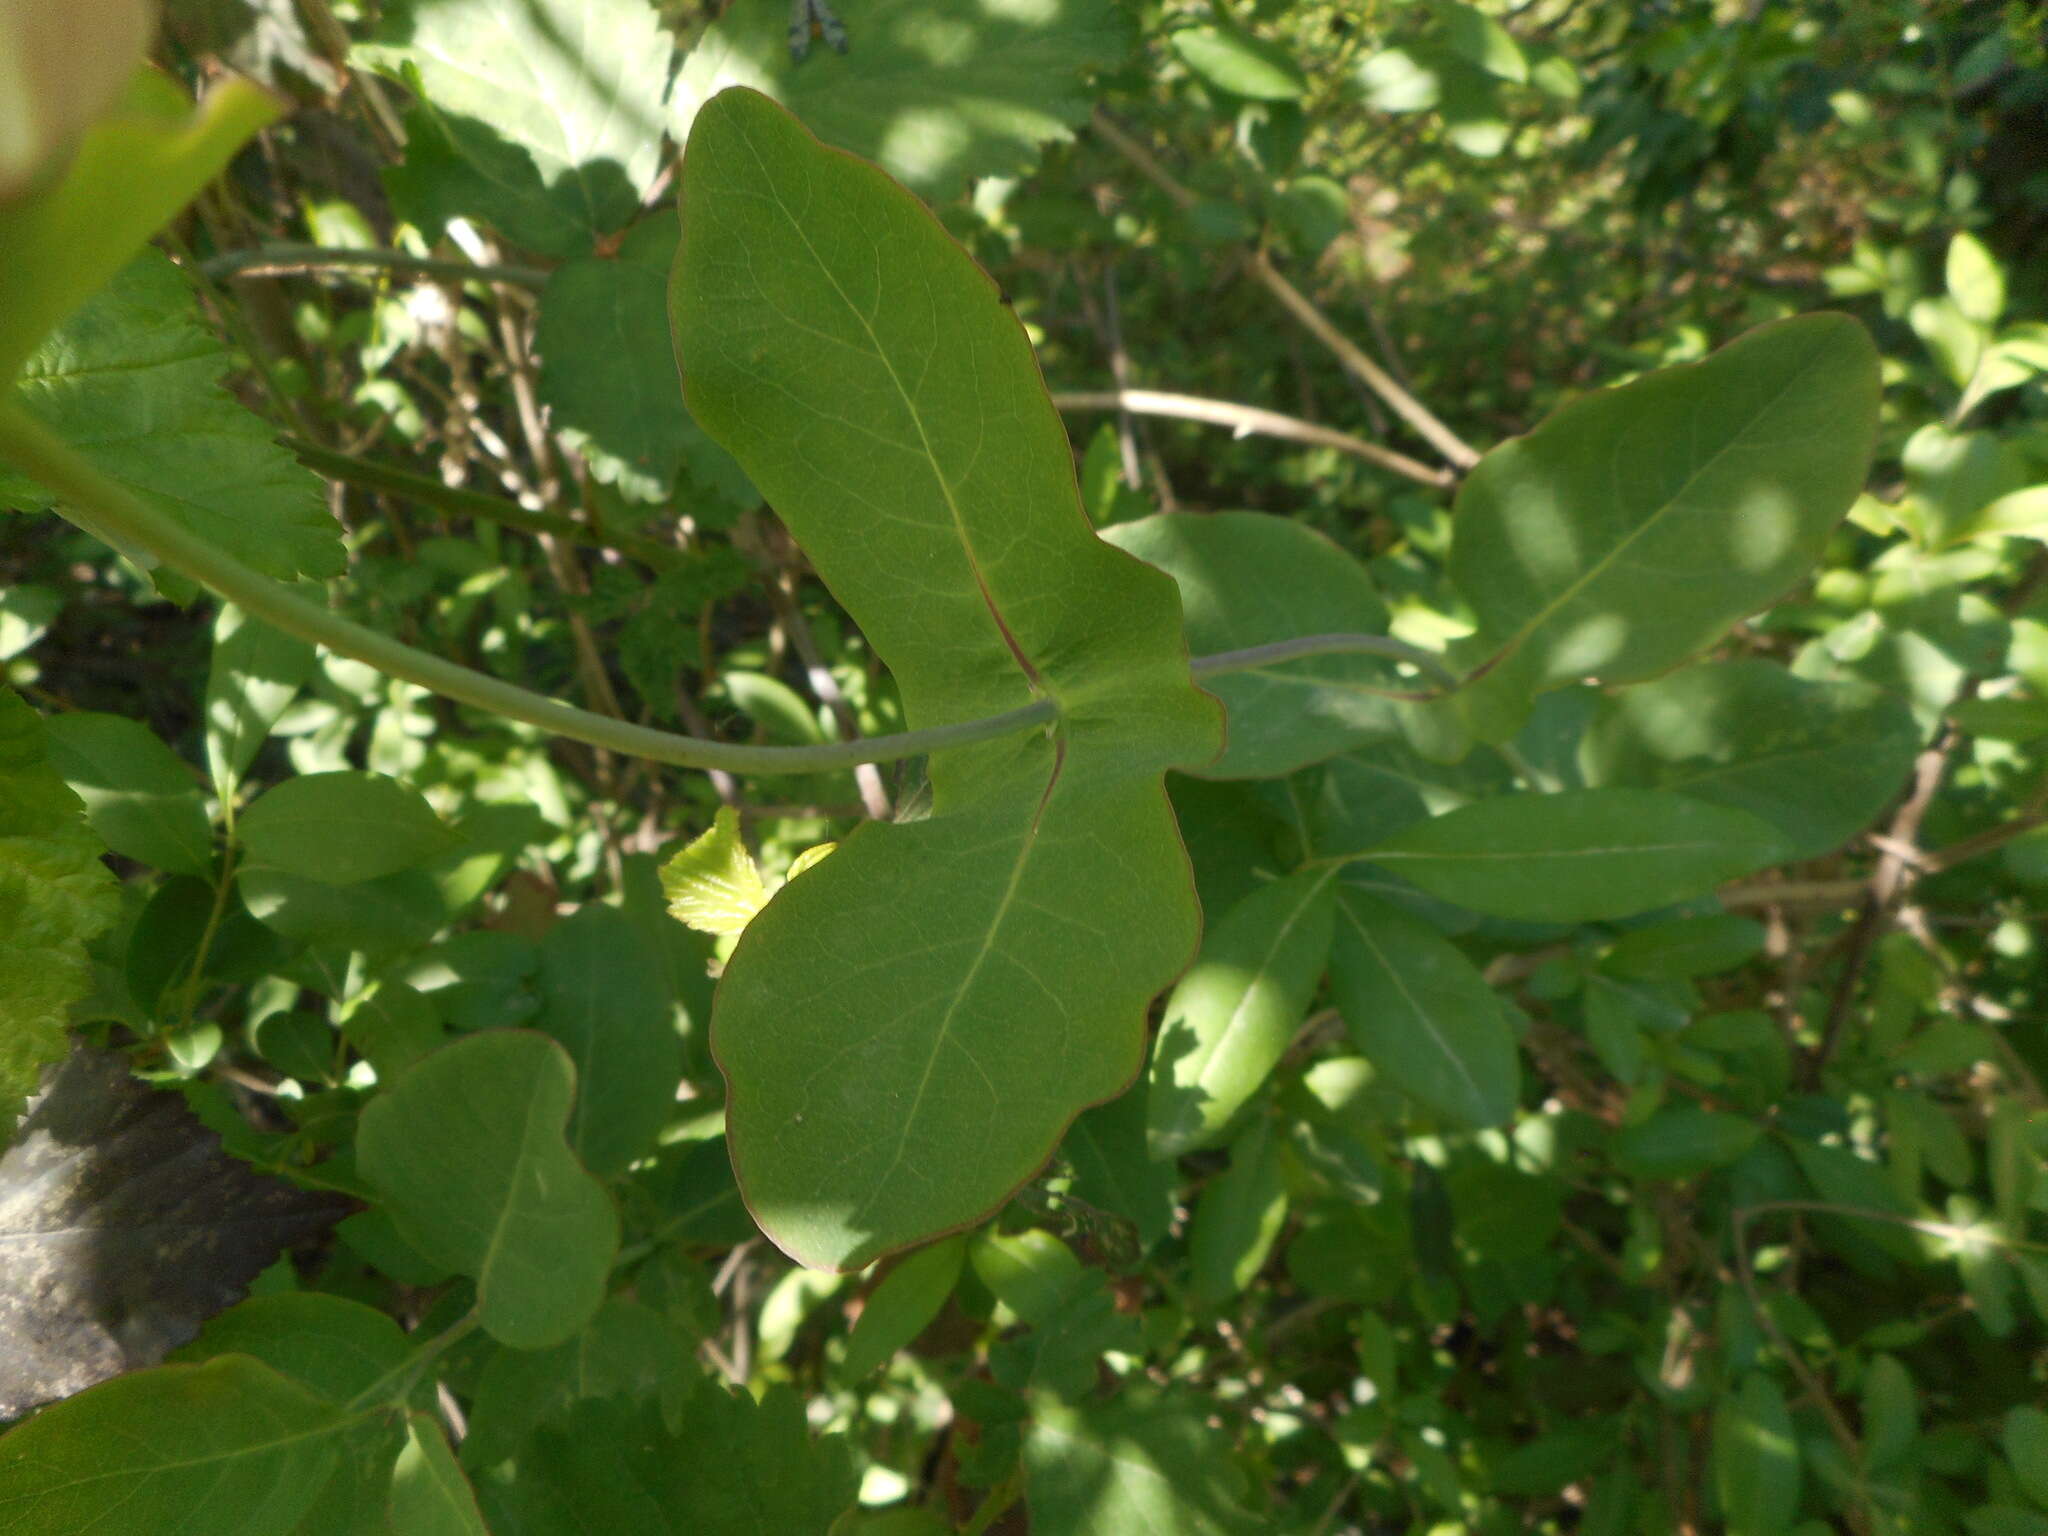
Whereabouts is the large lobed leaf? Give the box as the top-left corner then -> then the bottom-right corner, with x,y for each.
1448,314 -> 1881,734
0,690 -> 119,1129
0,250 -> 341,584
673,89 -> 1222,1269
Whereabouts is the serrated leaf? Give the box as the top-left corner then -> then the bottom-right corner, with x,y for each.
672,0 -> 1134,194
0,69 -> 279,382
41,710 -> 214,877
1450,315 -> 1880,734
1147,868 -> 1338,1158
238,770 -> 459,886
0,1049 -> 353,1418
1104,512 -> 1400,778
358,0 -> 668,246
2,249 -> 340,583
357,1031 -> 619,1348
1329,886 -> 1517,1128
1581,660 -> 1920,862
0,1355 -> 363,1535
535,905 -> 682,1176
673,89 -> 1221,1270
1363,788 -> 1787,922
0,690 -> 120,1123
661,804 -> 769,935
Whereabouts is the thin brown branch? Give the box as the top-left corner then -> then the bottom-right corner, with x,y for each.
1089,109 -> 1481,473
1051,389 -> 1454,488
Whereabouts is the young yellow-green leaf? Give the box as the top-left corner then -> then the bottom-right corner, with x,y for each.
840,1236 -> 968,1380
0,68 -> 278,383
661,804 -> 769,936
41,710 -> 213,877
1363,788 -> 1787,922
674,88 -> 1221,1270
1581,660 -> 1919,862
1328,887 -> 1517,1128
0,1355 -> 357,1535
0,689 -> 119,1127
672,0 -> 1134,195
1,249 -> 341,584
1450,315 -> 1880,734
1148,868 -> 1338,1158
1947,231 -> 2006,326
535,905 -> 682,1176
391,1412 -> 491,1536
1713,1374 -> 1802,1535
358,1031 -> 619,1348
1104,512 -> 1400,778
238,770 -> 459,886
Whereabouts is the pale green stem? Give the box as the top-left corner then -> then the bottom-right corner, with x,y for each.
0,407 -> 1459,777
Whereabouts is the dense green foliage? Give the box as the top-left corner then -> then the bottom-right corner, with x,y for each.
2,0 -> 2047,1531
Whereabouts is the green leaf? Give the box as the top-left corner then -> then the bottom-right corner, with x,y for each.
238,770 -> 459,886
1188,1118 -> 1289,1307
1604,914 -> 1766,981
0,70 -> 279,382
239,866 -> 449,952
1581,661 -> 1920,862
0,1355 -> 357,1535
0,691 -> 120,1122
1328,886 -> 1517,1128
182,1292 -> 415,1401
1860,1354 -> 1917,1475
205,604 -> 316,798
1024,1391 -> 1263,1535
534,905 -> 682,1176
391,1412 -> 490,1536
673,89 -> 1220,1270
1613,1103 -> 1761,1180
1713,1374 -> 1802,1535
1362,788 -> 1786,922
41,710 -> 213,877
841,1236 -> 968,1380
1355,47 -> 1443,113
535,217 -> 698,500
1148,868 -> 1338,1158
1170,24 -> 1308,101
357,1031 -> 619,1348
660,804 -> 769,936
672,0 -> 1134,194
1450,316 -> 1880,732
1,249 -> 342,583
2007,1405 -> 2048,1508
1062,1087 -> 1177,1248
358,0 -> 669,244
1947,231 -> 2006,326
481,1385 -> 859,1533
1434,1 -> 1527,83
1103,512 -> 1400,778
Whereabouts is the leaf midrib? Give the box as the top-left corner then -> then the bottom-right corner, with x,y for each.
1335,896 -> 1489,1119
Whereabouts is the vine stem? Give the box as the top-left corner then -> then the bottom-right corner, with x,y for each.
201,243 -> 548,289
0,408 -> 1455,778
